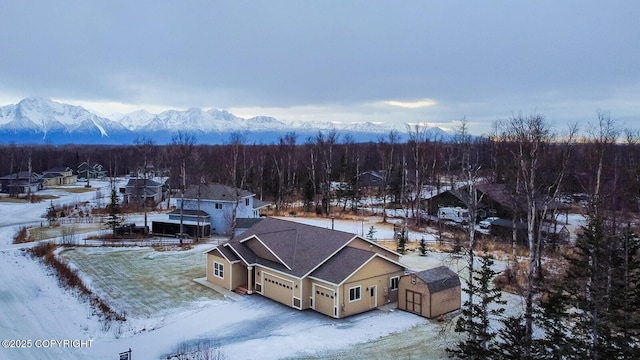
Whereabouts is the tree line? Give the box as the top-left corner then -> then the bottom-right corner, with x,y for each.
1,111 -> 639,357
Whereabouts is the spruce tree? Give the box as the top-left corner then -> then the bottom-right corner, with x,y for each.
46,200 -> 58,226
419,237 -> 428,256
448,246 -> 506,359
557,215 -> 640,359
396,226 -> 407,254
495,316 -> 529,360
105,187 -> 123,236
366,226 -> 377,241
532,288 -> 575,360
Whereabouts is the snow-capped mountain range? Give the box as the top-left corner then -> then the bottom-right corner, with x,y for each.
0,97 -> 453,145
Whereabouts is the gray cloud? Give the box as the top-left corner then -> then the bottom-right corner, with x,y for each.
1,1 -> 638,133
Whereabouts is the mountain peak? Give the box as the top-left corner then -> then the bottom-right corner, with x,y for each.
0,97 -> 455,145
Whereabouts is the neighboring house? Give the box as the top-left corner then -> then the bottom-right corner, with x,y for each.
178,183 -> 270,235
205,217 -> 406,319
358,170 -> 416,189
77,162 -> 107,179
124,178 -> 164,204
42,167 -> 77,187
359,170 -> 386,188
398,266 -> 461,319
426,183 -> 570,228
0,171 -> 42,194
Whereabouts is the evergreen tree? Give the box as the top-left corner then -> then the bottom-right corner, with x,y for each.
105,187 -> 123,236
448,246 -> 506,359
419,237 -> 428,256
558,215 -> 640,359
396,226 -> 407,254
495,316 -> 529,360
532,288 -> 575,360
46,200 -> 58,226
606,225 -> 640,359
366,226 -> 376,241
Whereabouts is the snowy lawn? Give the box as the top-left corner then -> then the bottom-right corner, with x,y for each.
59,246 -> 224,318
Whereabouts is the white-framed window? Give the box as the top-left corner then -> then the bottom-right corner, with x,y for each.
390,276 -> 399,291
214,262 -> 224,279
245,198 -> 250,206
215,203 -> 222,210
349,286 -> 361,302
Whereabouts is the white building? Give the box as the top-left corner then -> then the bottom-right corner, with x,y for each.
177,183 -> 269,235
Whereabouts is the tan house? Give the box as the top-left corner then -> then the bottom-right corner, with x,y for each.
42,167 -> 77,187
205,217 -> 406,319
398,266 -> 461,319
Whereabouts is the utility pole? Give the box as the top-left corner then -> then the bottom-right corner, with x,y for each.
179,161 -> 185,245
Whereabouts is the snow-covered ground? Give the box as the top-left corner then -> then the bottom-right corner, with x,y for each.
0,182 -> 557,359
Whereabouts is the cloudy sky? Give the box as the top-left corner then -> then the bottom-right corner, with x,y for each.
1,1 -> 638,135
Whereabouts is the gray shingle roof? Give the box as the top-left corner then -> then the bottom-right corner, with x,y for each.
310,246 -> 375,284
183,183 -> 253,201
126,178 -> 162,188
236,218 -> 263,229
413,266 -> 460,293
167,209 -> 210,217
224,217 -> 358,278
253,198 -> 271,209
44,167 -> 71,173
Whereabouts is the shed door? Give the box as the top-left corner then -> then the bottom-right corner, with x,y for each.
405,289 -> 422,315
263,273 -> 294,307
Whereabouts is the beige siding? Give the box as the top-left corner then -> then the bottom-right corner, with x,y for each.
206,253 -> 232,290
429,286 -> 461,318
338,257 -> 405,318
397,275 -> 461,318
347,238 -> 400,262
244,238 -> 280,263
398,275 -> 431,317
231,263 -> 247,290
300,278 -> 313,310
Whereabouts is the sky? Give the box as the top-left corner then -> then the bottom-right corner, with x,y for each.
1,1 -> 638,135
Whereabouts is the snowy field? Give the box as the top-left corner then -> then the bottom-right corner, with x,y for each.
0,181 -> 538,359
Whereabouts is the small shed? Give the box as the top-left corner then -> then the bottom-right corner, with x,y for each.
398,266 -> 461,318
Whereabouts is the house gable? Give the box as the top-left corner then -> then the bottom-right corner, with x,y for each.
346,237 -> 401,262
231,218 -> 355,278
241,235 -> 292,270
342,255 -> 405,286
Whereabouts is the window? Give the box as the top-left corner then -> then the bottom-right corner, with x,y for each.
349,286 -> 361,302
390,276 -> 399,291
245,198 -> 250,206
215,203 -> 222,210
214,262 -> 224,278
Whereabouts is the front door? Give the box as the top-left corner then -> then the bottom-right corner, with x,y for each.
369,286 -> 377,308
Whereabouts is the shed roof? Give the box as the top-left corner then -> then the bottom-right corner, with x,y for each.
413,266 -> 460,293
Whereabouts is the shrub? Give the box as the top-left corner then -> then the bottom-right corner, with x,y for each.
13,226 -> 33,244
28,242 -> 126,323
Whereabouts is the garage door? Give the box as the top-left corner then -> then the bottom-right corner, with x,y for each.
263,273 -> 294,307
314,286 -> 336,317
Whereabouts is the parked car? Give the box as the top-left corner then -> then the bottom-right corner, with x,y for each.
479,217 -> 500,229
